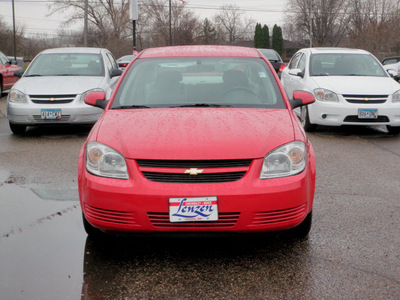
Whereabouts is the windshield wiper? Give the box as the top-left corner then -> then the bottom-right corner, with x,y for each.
112,105 -> 151,109
24,74 -> 43,77
170,103 -> 233,108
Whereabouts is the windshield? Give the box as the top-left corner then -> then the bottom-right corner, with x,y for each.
112,57 -> 285,109
258,49 -> 281,61
25,53 -> 104,77
310,53 -> 387,77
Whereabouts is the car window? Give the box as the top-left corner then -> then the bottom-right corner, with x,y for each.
297,54 -> 306,73
310,53 -> 387,77
0,52 -> 8,64
25,53 -> 105,77
382,58 -> 399,65
112,57 -> 285,109
288,52 -> 302,69
105,53 -> 118,72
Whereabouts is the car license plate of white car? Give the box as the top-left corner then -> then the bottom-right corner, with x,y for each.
358,109 -> 378,119
169,196 -> 218,222
41,109 -> 61,120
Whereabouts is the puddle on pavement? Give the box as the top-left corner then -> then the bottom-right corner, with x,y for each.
0,182 -> 79,241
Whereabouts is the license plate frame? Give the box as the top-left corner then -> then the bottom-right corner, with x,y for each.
169,196 -> 218,222
358,108 -> 378,119
41,109 -> 62,120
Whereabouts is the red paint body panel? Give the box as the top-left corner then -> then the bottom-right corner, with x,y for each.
78,45 -> 316,235
96,108 -> 294,160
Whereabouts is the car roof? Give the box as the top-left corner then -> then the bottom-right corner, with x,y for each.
39,47 -> 107,55
302,47 -> 371,55
139,45 -> 261,59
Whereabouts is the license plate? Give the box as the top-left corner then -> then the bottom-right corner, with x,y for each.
358,109 -> 378,119
169,196 -> 218,222
41,109 -> 61,120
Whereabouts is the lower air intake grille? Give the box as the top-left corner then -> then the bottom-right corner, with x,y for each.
148,212 -> 240,228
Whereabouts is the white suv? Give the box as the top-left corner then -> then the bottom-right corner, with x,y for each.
281,48 -> 400,134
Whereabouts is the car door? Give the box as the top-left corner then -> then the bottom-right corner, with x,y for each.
0,52 -> 19,89
281,52 -> 303,98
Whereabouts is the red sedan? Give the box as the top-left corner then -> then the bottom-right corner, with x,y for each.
78,45 -> 316,239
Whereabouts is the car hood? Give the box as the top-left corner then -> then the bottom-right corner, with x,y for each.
14,76 -> 105,95
311,76 -> 400,94
95,108 -> 295,160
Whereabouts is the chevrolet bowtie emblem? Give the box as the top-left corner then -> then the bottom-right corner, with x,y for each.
49,97 -> 55,101
364,97 -> 370,101
184,168 -> 204,175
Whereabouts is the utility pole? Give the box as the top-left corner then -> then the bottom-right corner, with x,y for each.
84,0 -> 88,47
309,0 -> 313,48
169,0 -> 172,46
130,0 -> 138,51
12,0 -> 16,59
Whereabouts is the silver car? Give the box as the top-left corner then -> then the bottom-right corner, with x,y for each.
7,47 -> 122,134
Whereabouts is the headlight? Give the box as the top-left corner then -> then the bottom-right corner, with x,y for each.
314,88 -> 339,102
80,88 -> 105,103
8,89 -> 27,103
393,90 -> 400,103
85,142 -> 128,179
260,141 -> 307,179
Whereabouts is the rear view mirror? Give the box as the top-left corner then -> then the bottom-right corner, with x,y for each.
291,91 -> 315,109
84,91 -> 108,109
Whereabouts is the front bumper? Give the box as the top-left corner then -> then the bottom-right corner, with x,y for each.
7,100 -> 103,125
79,157 -> 315,234
308,98 -> 400,127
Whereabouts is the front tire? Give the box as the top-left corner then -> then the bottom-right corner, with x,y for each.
387,125 -> 400,135
82,213 -> 104,238
9,123 -> 26,135
300,106 -> 317,132
285,211 -> 312,240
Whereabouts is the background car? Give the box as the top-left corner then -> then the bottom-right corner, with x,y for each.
7,47 -> 122,135
381,56 -> 400,81
117,54 -> 136,70
7,56 -> 24,69
0,51 -> 20,96
78,45 -> 316,240
281,48 -> 400,134
257,48 -> 286,78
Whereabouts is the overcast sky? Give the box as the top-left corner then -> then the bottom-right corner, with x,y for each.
0,0 -> 288,37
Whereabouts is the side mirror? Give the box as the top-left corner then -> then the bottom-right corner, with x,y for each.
84,91 -> 108,109
387,69 -> 398,78
11,59 -> 17,65
289,68 -> 304,78
14,68 -> 24,78
291,91 -> 315,109
110,68 -> 123,78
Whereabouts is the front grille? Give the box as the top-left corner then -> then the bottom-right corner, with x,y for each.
148,212 -> 240,228
137,159 -> 252,184
33,115 -> 71,122
250,205 -> 306,226
142,171 -> 246,183
136,159 -> 252,168
343,94 -> 388,104
343,115 -> 389,123
85,205 -> 136,225
30,94 -> 76,104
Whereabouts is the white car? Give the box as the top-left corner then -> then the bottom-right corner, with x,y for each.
281,48 -> 400,134
7,47 -> 122,135
382,56 -> 400,81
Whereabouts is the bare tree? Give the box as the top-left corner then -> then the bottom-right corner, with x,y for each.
346,0 -> 400,57
50,0 -> 132,57
213,4 -> 255,44
139,0 -> 201,48
283,0 -> 351,47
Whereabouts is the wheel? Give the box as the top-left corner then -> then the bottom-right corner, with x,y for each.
82,213 -> 104,238
9,122 -> 26,135
387,125 -> 400,135
285,211 -> 312,240
300,106 -> 317,132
